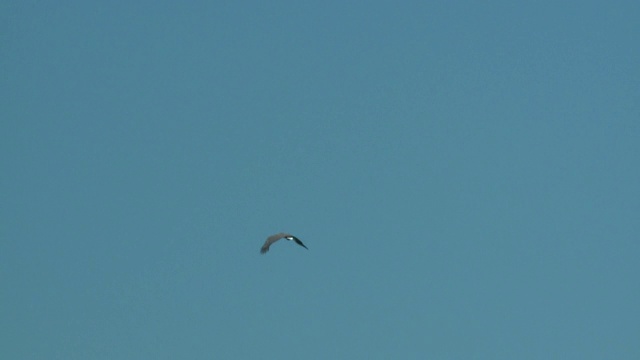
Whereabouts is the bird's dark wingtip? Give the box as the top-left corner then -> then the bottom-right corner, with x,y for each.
293,238 -> 309,250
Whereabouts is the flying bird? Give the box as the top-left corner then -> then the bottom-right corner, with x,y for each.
260,233 -> 308,254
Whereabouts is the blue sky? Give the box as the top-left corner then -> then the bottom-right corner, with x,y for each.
2,1 -> 639,358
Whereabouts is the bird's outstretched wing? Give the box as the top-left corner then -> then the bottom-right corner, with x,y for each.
288,236 -> 308,250
260,233 -> 288,254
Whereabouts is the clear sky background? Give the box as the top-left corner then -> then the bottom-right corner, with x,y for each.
2,1 -> 639,359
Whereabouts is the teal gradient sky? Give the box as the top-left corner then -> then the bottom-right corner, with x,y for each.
2,1 -> 639,358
